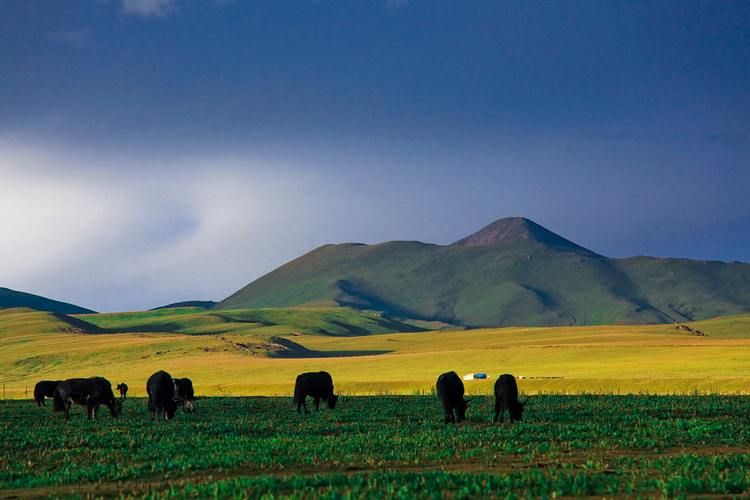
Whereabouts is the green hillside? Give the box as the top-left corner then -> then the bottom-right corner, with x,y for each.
4,306 -> 750,397
214,218 -> 750,328
614,256 -> 750,321
215,240 -> 750,328
0,307 -> 104,335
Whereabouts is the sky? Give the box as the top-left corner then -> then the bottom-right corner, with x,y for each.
1,1 -> 748,313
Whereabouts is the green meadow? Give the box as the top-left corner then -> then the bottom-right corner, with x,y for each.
2,306 -> 750,398
5,394 -> 750,499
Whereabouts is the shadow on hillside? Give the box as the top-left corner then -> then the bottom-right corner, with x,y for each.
268,336 -> 392,358
51,313 -> 107,334
319,350 -> 393,357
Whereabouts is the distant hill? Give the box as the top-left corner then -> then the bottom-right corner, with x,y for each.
215,217 -> 750,328
0,287 -> 96,315
151,300 -> 218,311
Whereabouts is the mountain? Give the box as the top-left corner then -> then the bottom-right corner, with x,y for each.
214,217 -> 750,328
0,287 -> 96,315
451,217 -> 590,252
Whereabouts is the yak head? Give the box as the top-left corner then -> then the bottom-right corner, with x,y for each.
456,397 -> 473,421
184,398 -> 197,413
110,397 -> 123,419
327,394 -> 339,410
510,398 -> 528,421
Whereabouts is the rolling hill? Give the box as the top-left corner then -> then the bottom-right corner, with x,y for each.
0,287 -> 95,315
215,217 -> 750,328
4,306 -> 750,397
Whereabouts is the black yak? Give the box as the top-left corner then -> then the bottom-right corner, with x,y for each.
116,382 -> 128,399
173,377 -> 196,412
33,380 -> 62,407
436,371 -> 472,424
52,377 -> 122,420
147,370 -> 178,422
293,371 -> 338,413
493,374 -> 527,423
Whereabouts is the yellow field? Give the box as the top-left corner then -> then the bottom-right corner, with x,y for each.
2,308 -> 750,398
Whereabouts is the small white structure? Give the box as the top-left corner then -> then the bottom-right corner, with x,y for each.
463,373 -> 475,380
463,373 -> 489,380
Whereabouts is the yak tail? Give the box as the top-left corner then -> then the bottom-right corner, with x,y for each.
52,390 -> 65,413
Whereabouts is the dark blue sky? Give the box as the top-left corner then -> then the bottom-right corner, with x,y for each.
1,1 -> 748,312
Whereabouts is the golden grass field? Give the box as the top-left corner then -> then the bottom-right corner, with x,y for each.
2,307 -> 750,398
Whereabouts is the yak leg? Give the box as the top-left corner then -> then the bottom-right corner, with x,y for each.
496,401 -> 508,423
444,404 -> 454,424
493,401 -> 504,423
313,397 -> 321,411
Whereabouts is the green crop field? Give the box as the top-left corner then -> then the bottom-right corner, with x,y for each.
3,394 -> 750,499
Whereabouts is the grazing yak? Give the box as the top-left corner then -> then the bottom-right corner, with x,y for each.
52,377 -> 122,420
293,371 -> 338,414
173,377 -> 196,412
116,382 -> 128,399
33,380 -> 62,407
147,370 -> 178,422
436,371 -> 472,424
493,374 -> 527,423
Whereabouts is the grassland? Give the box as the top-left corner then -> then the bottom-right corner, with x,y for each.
4,307 -> 750,498
2,307 -> 750,398
4,395 -> 750,499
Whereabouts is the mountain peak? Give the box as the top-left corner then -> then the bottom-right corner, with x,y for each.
450,217 -> 590,252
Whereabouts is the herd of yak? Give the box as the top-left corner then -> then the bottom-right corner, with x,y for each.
33,370 -> 196,422
33,370 -> 526,424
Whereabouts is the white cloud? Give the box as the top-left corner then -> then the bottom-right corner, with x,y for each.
0,135 -> 357,312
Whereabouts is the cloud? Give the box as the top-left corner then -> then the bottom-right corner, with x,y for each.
121,0 -> 178,17
0,134 -> 369,312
